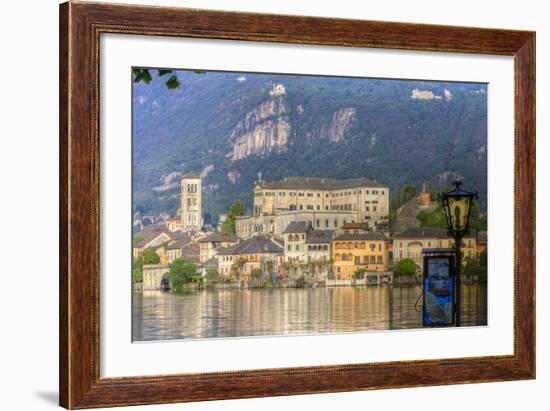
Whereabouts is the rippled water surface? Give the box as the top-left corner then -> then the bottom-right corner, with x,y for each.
132,284 -> 487,341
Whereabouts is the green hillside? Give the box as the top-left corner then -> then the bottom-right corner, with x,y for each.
132,69 -> 487,224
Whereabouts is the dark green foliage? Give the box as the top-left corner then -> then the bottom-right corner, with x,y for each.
417,205 -> 448,229
464,257 -> 487,281
168,258 -> 199,291
133,68 -> 181,89
141,247 -> 160,264
132,257 -> 143,283
353,268 -> 367,279
417,201 -> 486,231
205,267 -> 220,283
165,75 -> 181,89
221,199 -> 246,233
401,185 -> 418,204
479,249 -> 487,267
395,258 -> 417,276
251,268 -> 261,279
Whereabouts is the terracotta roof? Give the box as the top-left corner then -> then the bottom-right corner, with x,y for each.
333,232 -> 387,241
257,176 -> 387,190
217,235 -> 283,256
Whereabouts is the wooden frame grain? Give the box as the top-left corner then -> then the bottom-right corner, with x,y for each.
59,1 -> 535,408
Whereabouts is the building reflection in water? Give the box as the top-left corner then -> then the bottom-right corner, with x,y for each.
132,284 -> 487,341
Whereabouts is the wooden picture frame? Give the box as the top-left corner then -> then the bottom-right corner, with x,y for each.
59,1 -> 535,408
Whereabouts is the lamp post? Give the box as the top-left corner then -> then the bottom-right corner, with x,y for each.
439,180 -> 478,327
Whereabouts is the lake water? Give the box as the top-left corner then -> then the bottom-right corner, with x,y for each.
132,284 -> 487,341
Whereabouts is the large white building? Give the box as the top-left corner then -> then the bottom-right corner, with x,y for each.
180,173 -> 202,232
236,176 -> 389,239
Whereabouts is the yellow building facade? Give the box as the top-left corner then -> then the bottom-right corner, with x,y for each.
331,233 -> 389,279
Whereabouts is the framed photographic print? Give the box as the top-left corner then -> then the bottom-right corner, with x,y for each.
59,1 -> 535,408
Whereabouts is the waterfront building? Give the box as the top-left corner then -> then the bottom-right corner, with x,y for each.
331,232 -> 388,279
216,235 -> 283,279
280,221 -> 334,281
198,231 -> 239,263
283,221 -> 310,263
305,229 -> 334,263
181,172 -> 202,231
393,227 -> 477,266
235,176 -> 389,238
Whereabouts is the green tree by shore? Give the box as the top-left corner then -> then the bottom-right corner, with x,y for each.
395,258 -> 417,276
168,258 -> 199,292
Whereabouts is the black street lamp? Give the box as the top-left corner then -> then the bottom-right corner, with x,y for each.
439,180 -> 478,327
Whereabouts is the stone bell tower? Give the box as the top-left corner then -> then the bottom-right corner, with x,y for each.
181,173 -> 202,231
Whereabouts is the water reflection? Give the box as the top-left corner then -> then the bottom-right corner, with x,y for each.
132,284 -> 487,341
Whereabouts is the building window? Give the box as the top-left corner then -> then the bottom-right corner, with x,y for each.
316,219 -> 320,228
370,255 -> 376,264
354,256 -> 360,264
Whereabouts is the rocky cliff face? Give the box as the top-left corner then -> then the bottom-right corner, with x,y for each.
323,108 -> 356,142
229,96 -> 290,160
306,107 -> 356,143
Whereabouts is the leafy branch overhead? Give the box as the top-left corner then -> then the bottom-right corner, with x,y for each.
133,68 -> 206,89
133,68 -> 181,89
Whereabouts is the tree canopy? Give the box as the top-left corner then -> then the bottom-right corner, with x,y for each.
141,247 -> 160,264
221,199 -> 246,233
395,258 -> 417,276
168,258 -> 199,291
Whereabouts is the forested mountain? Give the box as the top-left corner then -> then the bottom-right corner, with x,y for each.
132,69 -> 487,224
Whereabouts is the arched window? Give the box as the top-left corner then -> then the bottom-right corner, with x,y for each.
342,254 -> 348,261
348,253 -> 353,261
348,242 -> 353,249
335,253 -> 341,261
